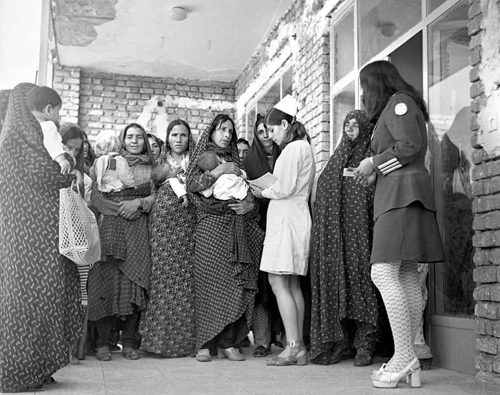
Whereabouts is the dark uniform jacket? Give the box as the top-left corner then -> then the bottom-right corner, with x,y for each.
371,92 -> 436,220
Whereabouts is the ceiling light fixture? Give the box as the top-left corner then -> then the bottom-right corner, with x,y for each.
170,7 -> 187,21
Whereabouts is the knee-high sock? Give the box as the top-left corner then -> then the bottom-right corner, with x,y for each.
371,262 -> 416,372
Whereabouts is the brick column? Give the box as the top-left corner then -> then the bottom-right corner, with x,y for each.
54,66 -> 80,124
470,0 -> 500,385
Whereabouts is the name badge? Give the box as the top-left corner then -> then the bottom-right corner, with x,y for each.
343,167 -> 355,177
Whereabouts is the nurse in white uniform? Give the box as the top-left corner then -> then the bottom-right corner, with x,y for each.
251,95 -> 315,366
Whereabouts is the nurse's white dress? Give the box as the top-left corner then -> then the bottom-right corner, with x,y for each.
260,138 -> 316,276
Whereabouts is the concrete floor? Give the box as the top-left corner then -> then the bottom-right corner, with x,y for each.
36,346 -> 499,395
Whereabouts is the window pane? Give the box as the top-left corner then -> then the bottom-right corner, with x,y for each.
358,0 -> 421,65
282,68 -> 293,97
333,9 -> 354,83
427,0 -> 447,14
257,80 -> 280,117
246,107 -> 256,143
427,0 -> 473,317
332,82 -> 355,148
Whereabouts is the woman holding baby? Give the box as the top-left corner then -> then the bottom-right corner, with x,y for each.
186,114 -> 264,362
87,122 -> 155,362
139,119 -> 198,357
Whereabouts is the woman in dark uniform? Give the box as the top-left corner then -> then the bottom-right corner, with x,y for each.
354,60 -> 444,388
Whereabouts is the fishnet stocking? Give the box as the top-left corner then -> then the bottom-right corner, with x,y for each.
400,261 -> 422,347
371,262 -> 417,372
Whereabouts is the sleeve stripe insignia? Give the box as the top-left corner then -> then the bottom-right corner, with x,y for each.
378,158 -> 402,175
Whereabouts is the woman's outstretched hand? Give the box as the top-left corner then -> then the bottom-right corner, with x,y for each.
249,185 -> 263,199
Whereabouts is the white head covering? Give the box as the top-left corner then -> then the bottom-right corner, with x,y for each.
274,94 -> 298,117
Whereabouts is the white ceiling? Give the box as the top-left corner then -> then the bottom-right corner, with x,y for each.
53,0 -> 296,82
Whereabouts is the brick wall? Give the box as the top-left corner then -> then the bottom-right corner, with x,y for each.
54,66 -> 236,142
470,0 -> 500,385
235,0 -> 333,171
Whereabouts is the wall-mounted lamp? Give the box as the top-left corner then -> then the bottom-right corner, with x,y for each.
377,22 -> 398,38
170,7 -> 188,21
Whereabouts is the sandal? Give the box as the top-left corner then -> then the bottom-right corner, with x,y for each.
96,346 -> 112,361
122,346 -> 140,360
253,345 -> 270,358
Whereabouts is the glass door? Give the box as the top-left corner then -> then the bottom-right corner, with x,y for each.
426,0 -> 476,374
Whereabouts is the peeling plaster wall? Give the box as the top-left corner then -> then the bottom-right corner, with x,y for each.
469,0 -> 500,386
53,0 -> 117,46
235,0 -> 344,172
54,66 -> 235,141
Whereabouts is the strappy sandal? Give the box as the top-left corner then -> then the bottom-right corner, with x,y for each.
253,345 -> 270,358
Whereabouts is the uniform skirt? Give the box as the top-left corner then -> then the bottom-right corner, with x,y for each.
371,202 -> 445,264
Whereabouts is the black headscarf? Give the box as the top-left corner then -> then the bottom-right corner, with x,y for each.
242,130 -> 281,180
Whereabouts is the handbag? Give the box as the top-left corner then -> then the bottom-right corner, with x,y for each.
59,181 -> 101,266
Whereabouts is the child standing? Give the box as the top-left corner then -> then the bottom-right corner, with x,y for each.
27,86 -> 74,174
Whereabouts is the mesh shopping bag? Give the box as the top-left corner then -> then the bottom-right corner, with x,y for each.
59,182 -> 101,266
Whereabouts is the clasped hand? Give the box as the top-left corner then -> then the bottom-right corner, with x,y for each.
117,199 -> 142,220
228,199 -> 254,215
353,157 -> 377,187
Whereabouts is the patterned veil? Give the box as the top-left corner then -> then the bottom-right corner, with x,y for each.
309,110 -> 379,359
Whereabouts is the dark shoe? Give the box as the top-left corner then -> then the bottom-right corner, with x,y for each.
122,346 -> 140,360
274,340 -> 284,348
109,343 -> 121,352
96,346 -> 112,361
253,345 -> 271,358
239,336 -> 251,348
354,351 -> 373,366
311,350 -> 333,365
329,346 -> 355,364
43,376 -> 56,384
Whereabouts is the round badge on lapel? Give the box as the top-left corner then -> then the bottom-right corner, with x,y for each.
395,103 -> 407,116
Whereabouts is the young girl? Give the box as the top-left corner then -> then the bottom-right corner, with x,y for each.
251,95 -> 315,366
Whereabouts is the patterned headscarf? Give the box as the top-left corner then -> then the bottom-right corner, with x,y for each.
186,114 -> 239,186
119,122 -> 154,167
